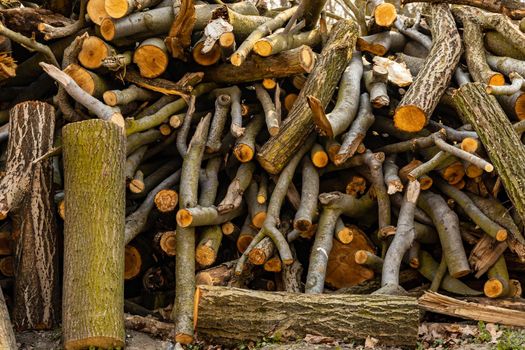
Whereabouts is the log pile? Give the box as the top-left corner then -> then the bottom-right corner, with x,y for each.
1,0 -> 525,348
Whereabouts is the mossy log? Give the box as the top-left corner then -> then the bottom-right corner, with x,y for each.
62,120 -> 126,350
257,19 -> 359,174
453,82 -> 525,225
194,285 -> 419,347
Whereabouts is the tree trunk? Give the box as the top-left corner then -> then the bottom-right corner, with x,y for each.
452,82 -> 525,225
195,285 -> 418,347
257,19 -> 359,174
10,102 -> 59,331
62,119 -> 126,350
393,4 -> 461,132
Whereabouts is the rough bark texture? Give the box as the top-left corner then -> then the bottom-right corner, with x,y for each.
0,288 -> 16,349
401,0 -> 525,19
10,102 -> 59,331
453,82 -> 525,225
257,19 -> 359,174
195,286 -> 418,347
393,4 -> 461,132
62,120 -> 126,350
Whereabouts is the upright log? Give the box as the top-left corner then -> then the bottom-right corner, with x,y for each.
62,120 -> 126,350
453,82 -> 525,225
257,19 -> 359,174
195,286 -> 419,347
8,102 -> 59,330
393,4 -> 461,132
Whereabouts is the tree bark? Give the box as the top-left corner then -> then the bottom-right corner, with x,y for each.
195,285 -> 419,347
62,119 -> 126,350
8,102 -> 59,331
393,4 -> 461,132
0,288 -> 16,350
452,82 -> 525,225
258,19 -> 359,174
401,0 -> 525,20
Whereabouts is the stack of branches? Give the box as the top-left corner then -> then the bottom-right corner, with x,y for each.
1,0 -> 525,348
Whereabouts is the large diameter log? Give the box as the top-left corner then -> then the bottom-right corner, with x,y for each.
453,82 -> 525,225
195,286 -> 418,347
10,102 -> 59,330
204,45 -> 315,85
393,4 -> 461,132
257,19 -> 359,174
62,119 -> 126,350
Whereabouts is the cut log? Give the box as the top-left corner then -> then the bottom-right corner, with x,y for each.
401,0 -> 525,20
0,288 -> 16,350
133,38 -> 169,79
195,285 -> 419,347
205,45 -> 315,85
62,119 -> 126,350
393,4 -> 461,132
453,82 -> 525,225
258,19 -> 359,174
9,102 -> 59,331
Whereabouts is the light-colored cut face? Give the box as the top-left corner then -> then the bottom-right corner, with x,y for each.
124,245 -> 141,280
105,0 -> 130,19
64,64 -> 95,95
374,3 -> 397,27
134,45 -> 169,78
79,37 -> 109,69
516,94 -> 525,121
488,73 -> 505,86
192,42 -> 221,66
100,18 -> 116,41
87,0 -> 109,25
394,105 -> 426,132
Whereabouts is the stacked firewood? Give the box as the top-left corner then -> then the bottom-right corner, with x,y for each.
1,0 -> 525,348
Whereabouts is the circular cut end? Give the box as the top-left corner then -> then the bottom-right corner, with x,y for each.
103,91 -> 118,106
159,231 -> 177,256
176,209 -> 193,227
236,235 -> 253,253
374,3 -> 397,27
441,162 -> 465,185
0,257 -> 14,277
336,227 -> 354,244
354,250 -> 369,265
515,93 -> 525,120
394,105 -> 426,132
105,0 -> 129,19
251,211 -> 266,229
484,278 -> 506,298
65,336 -> 125,350
460,138 -> 478,153
100,18 -> 116,41
496,229 -> 508,242
154,189 -> 178,213
264,258 -> 282,272
134,45 -> 169,78
248,249 -> 267,265
419,175 -> 433,190
284,94 -> 298,112
79,36 -> 109,69
254,40 -> 273,57
311,150 -> 329,168
159,124 -> 172,136
268,126 -> 280,137
192,41 -> 221,66
219,32 -> 235,48
262,78 -> 276,90
257,194 -> 266,204
465,164 -> 483,178
64,64 -> 95,95
488,73 -> 505,86
221,222 -> 235,235
175,334 -> 193,345
234,144 -> 254,163
378,225 -> 396,239
409,258 -> 420,269
452,179 -> 466,190
170,114 -> 183,128
57,200 -> 65,220
124,245 -> 142,280
485,164 -> 494,172
87,0 -> 109,25
294,219 -> 312,232
300,47 -> 315,72
129,179 -> 145,194
196,245 -> 216,267
230,53 -> 243,66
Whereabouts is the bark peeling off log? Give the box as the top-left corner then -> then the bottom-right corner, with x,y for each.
195,285 -> 419,347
